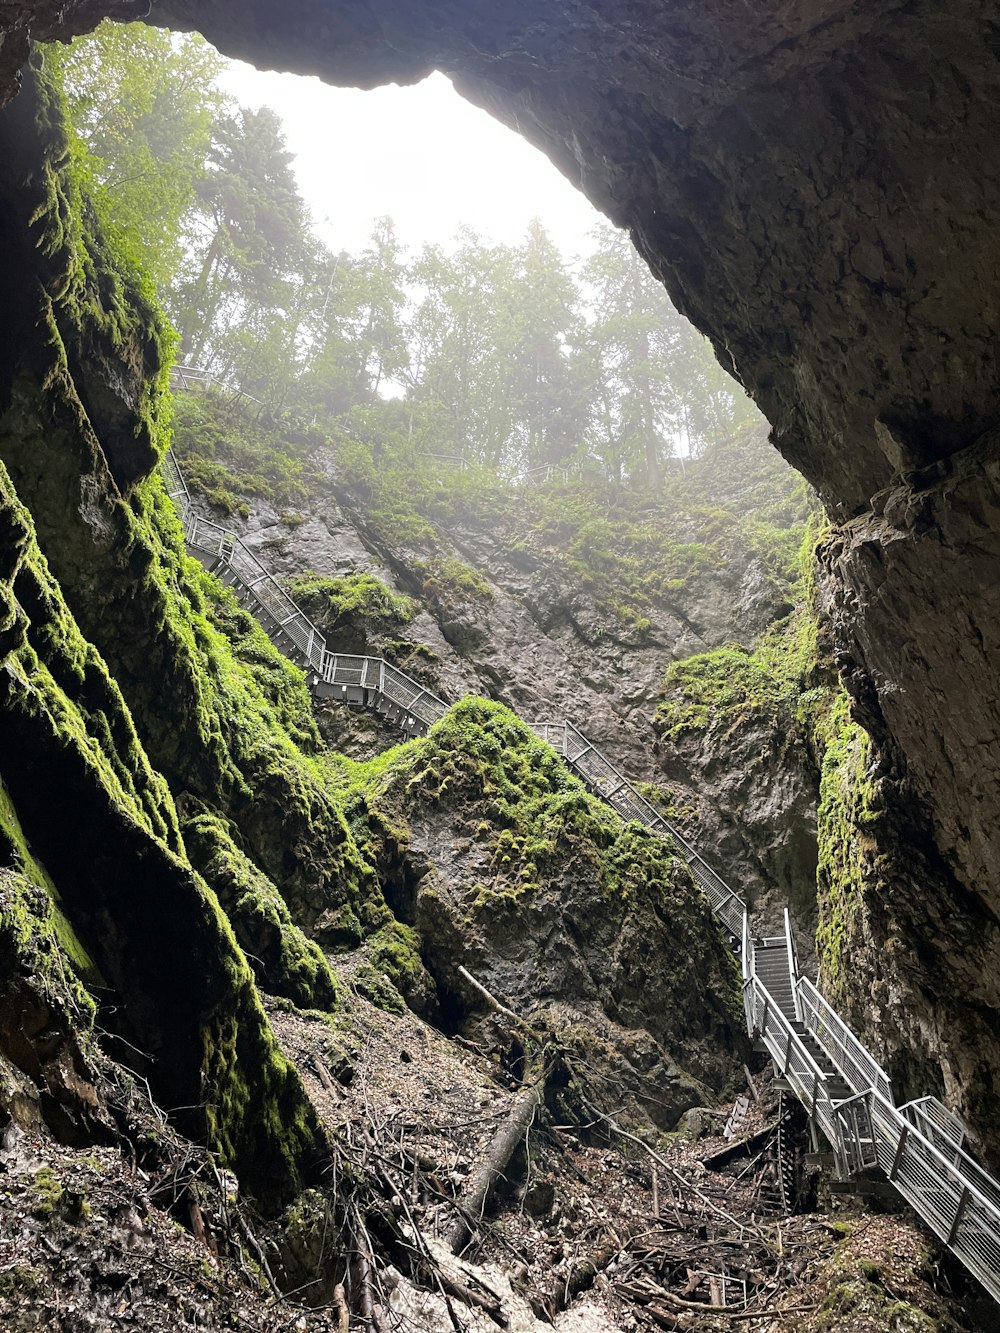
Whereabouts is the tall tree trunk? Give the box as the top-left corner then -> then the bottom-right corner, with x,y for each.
178,226 -> 224,362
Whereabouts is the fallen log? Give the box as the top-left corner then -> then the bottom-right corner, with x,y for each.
528,1237 -> 624,1320
446,1077 -> 543,1254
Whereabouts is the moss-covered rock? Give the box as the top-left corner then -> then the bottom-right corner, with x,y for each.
330,697 -> 747,1131
287,570 -> 414,654
0,64 -> 323,1208
806,1216 -> 961,1333
0,48 -> 383,959
179,801 -> 340,1012
0,867 -> 100,1142
652,521 -> 839,938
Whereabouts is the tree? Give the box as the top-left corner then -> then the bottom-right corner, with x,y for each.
581,226 -> 682,486
405,232 -> 522,467
583,224 -> 761,482
172,106 -> 310,377
506,220 -> 589,470
50,20 -> 226,289
292,218 -> 410,419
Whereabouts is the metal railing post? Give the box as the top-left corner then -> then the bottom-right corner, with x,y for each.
784,907 -> 801,1020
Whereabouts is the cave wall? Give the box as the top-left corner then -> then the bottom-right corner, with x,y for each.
3,1 -> 1000,1150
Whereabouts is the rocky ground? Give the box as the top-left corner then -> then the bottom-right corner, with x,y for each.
0,978 -> 973,1331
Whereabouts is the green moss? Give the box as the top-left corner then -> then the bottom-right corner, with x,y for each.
380,638 -> 441,686
411,556 -> 493,609
359,921 -> 435,1013
24,52 -> 174,486
656,520 -> 828,745
351,960 -> 407,1014
0,869 -> 97,1035
634,782 -> 698,824
0,1267 -> 39,1299
336,696 -> 738,987
815,1225 -> 956,1332
0,62 -> 325,1210
180,803 -> 341,1011
814,693 -> 881,987
0,776 -> 98,983
199,987 -> 319,1203
287,570 -> 414,647
30,1167 -> 64,1218
171,392 -> 315,511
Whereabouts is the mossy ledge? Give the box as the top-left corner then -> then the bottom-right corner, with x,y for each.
327,698 -> 747,1124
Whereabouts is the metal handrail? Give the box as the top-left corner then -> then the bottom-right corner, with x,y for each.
902,1096 -> 967,1153
530,720 -> 744,938
834,1088 -> 1000,1302
162,444 -> 1000,1308
743,957 -> 844,1150
796,976 -> 893,1104
169,363 -> 267,412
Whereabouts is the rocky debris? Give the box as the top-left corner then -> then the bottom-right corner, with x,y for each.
257,987 -> 968,1332
0,984 -> 971,1332
0,1076 -> 341,1332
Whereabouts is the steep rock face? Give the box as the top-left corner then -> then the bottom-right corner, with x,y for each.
336,700 -> 747,1131
181,411 -> 805,785
655,645 -> 827,948
177,403 -> 820,949
4,0 -> 1000,1171
818,440 -> 1000,1157
0,63 -> 336,1208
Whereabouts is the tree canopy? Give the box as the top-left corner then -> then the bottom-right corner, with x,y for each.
52,21 -> 762,487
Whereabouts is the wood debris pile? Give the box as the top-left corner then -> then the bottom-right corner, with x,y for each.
264,988 -> 970,1331
0,989 -> 973,1331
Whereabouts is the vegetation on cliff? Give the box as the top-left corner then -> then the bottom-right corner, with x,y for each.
0,58 -> 330,1205
0,27 -> 982,1333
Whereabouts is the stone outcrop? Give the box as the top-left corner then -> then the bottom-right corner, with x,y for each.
342,698 -> 748,1132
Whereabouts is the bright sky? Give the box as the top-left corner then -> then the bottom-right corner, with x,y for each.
217,61 -> 608,262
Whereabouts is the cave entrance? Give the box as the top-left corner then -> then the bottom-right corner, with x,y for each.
54,21 -> 760,478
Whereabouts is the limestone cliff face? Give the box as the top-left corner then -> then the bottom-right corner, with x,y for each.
4,0 -> 1000,1173
0,61 -> 751,1220
817,445 -> 1000,1155
186,419 -> 805,767
337,699 -> 749,1131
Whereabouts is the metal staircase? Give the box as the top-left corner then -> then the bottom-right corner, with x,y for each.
162,445 -> 1000,1306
